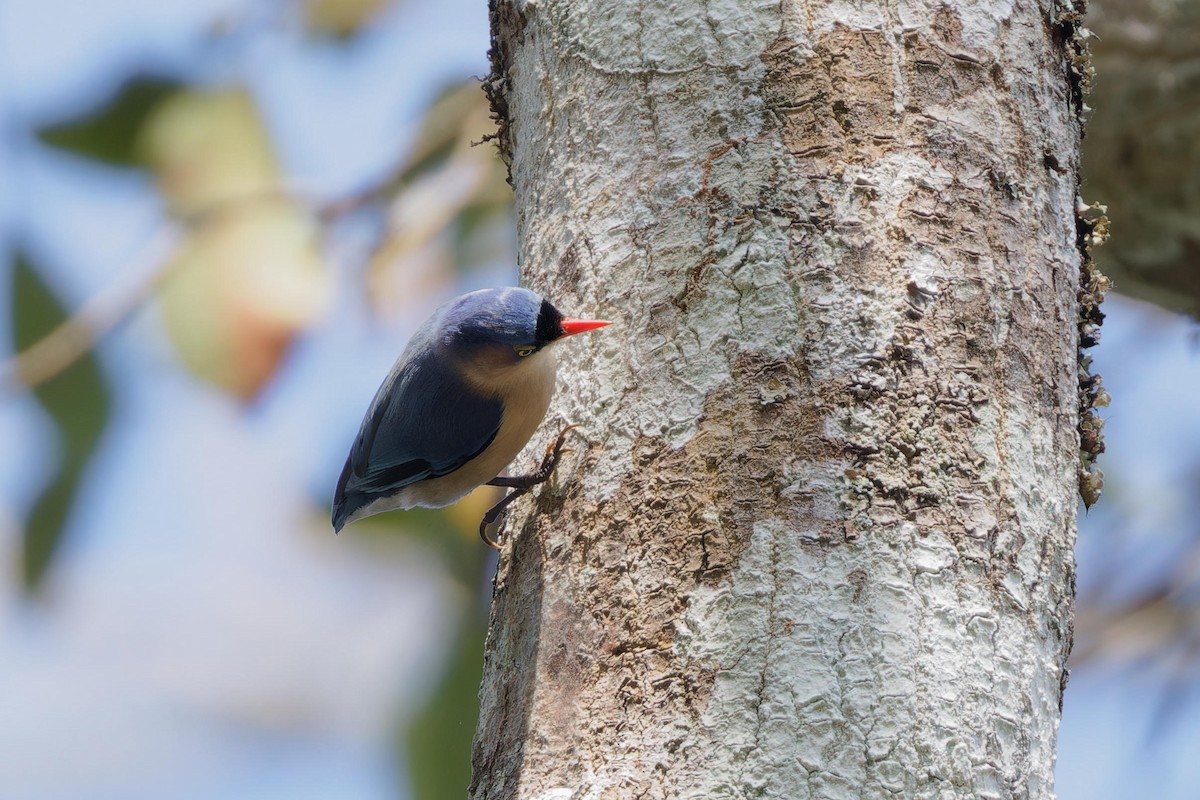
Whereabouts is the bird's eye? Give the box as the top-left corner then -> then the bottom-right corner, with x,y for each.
514,345 -> 536,358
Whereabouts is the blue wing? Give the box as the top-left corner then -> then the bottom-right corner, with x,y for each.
332,332 -> 502,530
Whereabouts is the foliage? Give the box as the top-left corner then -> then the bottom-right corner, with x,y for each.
38,76 -> 182,167
8,252 -> 111,592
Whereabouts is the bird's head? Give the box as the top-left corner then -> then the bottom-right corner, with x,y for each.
438,288 -> 610,383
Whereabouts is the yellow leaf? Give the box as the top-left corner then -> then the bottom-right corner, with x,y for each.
161,202 -> 330,399
304,0 -> 391,37
139,88 -> 278,217
140,87 -> 329,399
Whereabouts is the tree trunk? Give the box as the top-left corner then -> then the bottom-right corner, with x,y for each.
472,0 -> 1086,797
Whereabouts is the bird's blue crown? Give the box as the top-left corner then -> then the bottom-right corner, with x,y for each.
440,288 -> 562,349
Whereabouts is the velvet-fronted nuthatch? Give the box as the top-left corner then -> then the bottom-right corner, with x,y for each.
332,287 -> 610,547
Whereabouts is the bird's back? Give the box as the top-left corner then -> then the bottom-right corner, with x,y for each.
332,322 -> 504,530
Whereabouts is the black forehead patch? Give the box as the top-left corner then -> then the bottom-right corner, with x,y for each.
535,299 -> 564,344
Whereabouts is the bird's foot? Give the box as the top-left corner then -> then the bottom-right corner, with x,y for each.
531,423 -> 582,483
486,424 -> 583,490
479,424 -> 585,549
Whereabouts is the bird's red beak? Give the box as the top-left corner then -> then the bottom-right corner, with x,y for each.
559,318 -> 611,337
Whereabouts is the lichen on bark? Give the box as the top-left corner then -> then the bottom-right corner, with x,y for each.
1051,0 -> 1108,508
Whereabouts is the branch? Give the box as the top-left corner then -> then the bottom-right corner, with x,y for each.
1,181 -> 398,394
2,228 -> 181,392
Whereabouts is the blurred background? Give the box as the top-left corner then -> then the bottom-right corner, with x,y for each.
0,0 -> 1196,798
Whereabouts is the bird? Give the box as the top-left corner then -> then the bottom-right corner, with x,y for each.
332,287 -> 610,547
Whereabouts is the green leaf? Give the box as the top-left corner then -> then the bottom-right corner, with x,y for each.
38,76 -> 182,166
396,501 -> 494,799
404,616 -> 487,800
10,252 -> 111,592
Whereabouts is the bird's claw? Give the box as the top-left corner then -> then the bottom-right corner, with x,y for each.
541,423 -> 584,470
479,507 -> 508,550
478,423 -> 587,549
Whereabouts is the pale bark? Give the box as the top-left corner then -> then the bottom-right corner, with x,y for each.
472,1 -> 1084,798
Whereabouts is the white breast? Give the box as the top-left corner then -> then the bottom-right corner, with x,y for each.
393,346 -> 559,509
